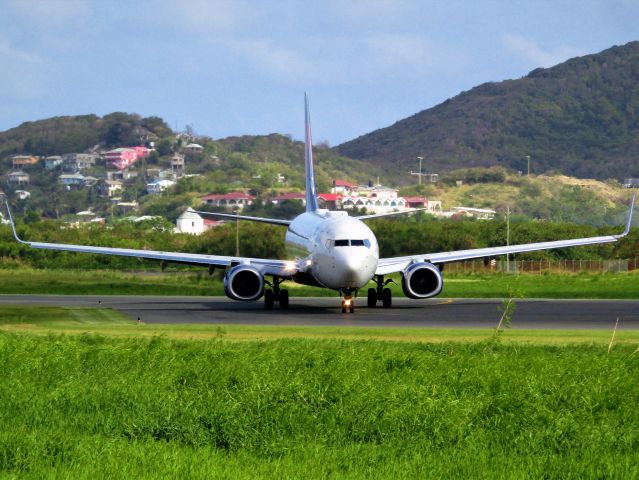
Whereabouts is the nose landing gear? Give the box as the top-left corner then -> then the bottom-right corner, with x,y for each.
340,288 -> 356,313
264,276 -> 289,310
367,275 -> 394,308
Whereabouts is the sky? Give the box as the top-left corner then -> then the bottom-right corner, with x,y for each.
0,0 -> 638,146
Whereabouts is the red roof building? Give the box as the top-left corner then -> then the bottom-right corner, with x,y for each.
201,191 -> 256,210
271,192 -> 306,205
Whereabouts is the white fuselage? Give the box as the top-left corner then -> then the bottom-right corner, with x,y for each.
285,209 -> 379,290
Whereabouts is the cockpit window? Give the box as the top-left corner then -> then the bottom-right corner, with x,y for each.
330,239 -> 371,248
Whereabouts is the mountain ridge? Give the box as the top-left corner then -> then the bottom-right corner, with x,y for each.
336,41 -> 639,180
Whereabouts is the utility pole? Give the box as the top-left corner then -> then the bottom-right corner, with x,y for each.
525,155 -> 531,177
410,156 -> 427,185
506,205 -> 510,273
236,218 -> 240,256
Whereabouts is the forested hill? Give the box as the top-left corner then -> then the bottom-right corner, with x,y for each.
0,113 -> 172,158
336,41 -> 639,180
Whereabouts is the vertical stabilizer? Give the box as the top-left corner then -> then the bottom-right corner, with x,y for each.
304,93 -> 319,212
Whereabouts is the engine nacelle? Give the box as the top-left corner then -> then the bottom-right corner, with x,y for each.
223,265 -> 265,301
401,262 -> 443,299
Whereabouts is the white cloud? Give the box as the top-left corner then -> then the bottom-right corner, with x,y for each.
228,39 -> 324,83
167,0 -> 251,34
502,34 -> 585,68
365,34 -> 435,70
7,0 -> 90,25
0,39 -> 45,98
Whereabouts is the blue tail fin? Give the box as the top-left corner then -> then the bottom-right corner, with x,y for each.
304,93 -> 319,212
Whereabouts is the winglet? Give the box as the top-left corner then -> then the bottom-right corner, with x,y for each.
304,92 -> 319,212
618,193 -> 636,237
3,201 -> 28,244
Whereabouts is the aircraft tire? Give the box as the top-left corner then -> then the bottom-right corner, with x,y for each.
279,289 -> 289,309
382,288 -> 392,308
264,289 -> 274,310
349,303 -> 355,314
367,288 -> 377,308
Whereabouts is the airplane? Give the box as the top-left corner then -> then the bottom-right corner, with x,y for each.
3,94 -> 636,313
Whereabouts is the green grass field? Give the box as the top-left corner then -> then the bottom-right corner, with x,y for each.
0,268 -> 638,298
1,325 -> 639,478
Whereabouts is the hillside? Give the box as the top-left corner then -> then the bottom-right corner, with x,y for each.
337,41 -> 639,180
0,113 -> 379,221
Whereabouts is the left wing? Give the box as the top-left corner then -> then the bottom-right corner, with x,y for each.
4,202 -> 297,278
376,195 -> 635,275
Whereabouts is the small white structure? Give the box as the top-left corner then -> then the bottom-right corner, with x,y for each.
15,190 -> 31,200
185,143 -> 204,154
100,180 -> 123,198
147,179 -> 175,194
176,208 -> 222,235
451,207 -> 496,220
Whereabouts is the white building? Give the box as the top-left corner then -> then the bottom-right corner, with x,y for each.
176,208 -> 222,235
147,179 -> 176,194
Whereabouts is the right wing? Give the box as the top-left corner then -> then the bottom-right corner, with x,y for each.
4,202 -> 297,278
377,194 -> 635,275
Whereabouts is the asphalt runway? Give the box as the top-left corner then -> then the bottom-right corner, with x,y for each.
1,295 -> 638,330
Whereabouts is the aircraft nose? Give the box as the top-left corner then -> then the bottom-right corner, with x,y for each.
338,250 -> 375,287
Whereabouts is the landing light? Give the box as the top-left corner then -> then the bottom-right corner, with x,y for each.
305,259 -> 312,266
285,261 -> 296,271
344,299 -> 352,306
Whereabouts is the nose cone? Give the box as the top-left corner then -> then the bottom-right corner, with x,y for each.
334,248 -> 376,288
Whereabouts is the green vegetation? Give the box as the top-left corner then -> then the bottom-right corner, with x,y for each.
1,329 -> 638,478
337,41 -> 639,180
0,268 -> 637,299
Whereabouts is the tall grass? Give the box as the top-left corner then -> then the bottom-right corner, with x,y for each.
1,333 -> 638,477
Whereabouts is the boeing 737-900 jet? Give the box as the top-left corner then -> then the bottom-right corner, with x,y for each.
4,94 -> 636,313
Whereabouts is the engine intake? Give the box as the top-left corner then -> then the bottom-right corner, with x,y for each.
223,265 -> 265,301
402,262 -> 443,299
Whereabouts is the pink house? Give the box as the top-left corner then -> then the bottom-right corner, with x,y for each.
104,146 -> 150,170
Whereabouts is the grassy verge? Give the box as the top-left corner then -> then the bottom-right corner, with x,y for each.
0,268 -> 638,298
2,306 -> 639,346
1,331 -> 638,478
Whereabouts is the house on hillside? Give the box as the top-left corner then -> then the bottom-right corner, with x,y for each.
147,179 -> 175,194
58,173 -> 85,189
103,146 -> 149,170
45,156 -> 63,170
62,153 -> 99,172
331,179 -> 357,195
7,171 -> 30,186
200,192 -> 255,210
318,193 -> 342,210
185,143 -> 204,154
11,155 -> 38,170
171,154 -> 185,177
100,180 -> 123,198
271,192 -> 306,206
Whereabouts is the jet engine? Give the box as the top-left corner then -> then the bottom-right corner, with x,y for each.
401,262 -> 443,299
223,265 -> 265,301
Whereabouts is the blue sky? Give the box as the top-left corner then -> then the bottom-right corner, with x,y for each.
0,0 -> 637,145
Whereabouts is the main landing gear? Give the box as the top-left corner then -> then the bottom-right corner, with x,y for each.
367,275 -> 393,308
264,276 -> 289,310
340,288 -> 356,314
